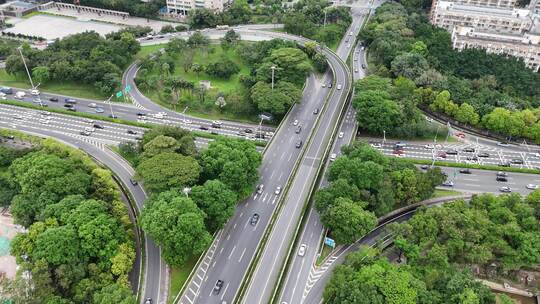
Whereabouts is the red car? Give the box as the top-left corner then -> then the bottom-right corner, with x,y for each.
437,152 -> 447,158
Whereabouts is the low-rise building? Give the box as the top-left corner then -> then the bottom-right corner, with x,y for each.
166,0 -> 225,15
452,25 -> 540,71
431,0 -> 533,33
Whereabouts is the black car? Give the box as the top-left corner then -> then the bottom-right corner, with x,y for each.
250,213 -> 260,226
244,128 -> 253,133
446,149 -> 458,155
496,176 -> 508,182
137,112 -> 146,116
466,156 -> 478,161
295,140 -> 303,148
361,64 -> 366,69
420,165 -> 429,170
214,280 -> 224,294
313,108 -> 319,115
511,158 -> 524,164
130,178 -> 138,186
63,103 -> 74,108
127,130 -> 137,135
498,162 -> 511,167
200,125 -> 209,130
295,126 -> 302,134
109,114 -> 118,119
49,97 -> 59,102
255,133 -> 265,139
462,147 -> 475,152
478,152 -> 490,157
93,124 -> 104,129
459,168 -> 472,174
211,123 -> 222,128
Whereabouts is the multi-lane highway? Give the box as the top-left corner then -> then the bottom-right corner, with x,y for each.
277,9 -> 368,303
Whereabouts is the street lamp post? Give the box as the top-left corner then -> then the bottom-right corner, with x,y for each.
17,46 -> 35,90
182,106 -> 189,124
270,65 -> 276,90
182,187 -> 191,197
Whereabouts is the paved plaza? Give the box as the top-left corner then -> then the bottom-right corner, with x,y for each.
4,14 -> 122,40
0,211 -> 23,279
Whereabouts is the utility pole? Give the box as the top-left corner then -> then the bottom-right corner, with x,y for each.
382,130 -> 386,145
106,95 -> 115,118
324,9 -> 327,27
181,106 -> 188,123
270,65 -> 276,90
17,46 -> 35,89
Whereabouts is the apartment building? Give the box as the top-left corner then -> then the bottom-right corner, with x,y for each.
452,25 -> 540,71
430,0 -> 533,33
166,0 -> 224,15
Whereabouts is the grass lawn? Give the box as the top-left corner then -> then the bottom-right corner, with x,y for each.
136,44 -> 165,60
168,256 -> 198,304
431,189 -> 463,198
0,69 -> 109,100
141,44 -> 262,123
316,243 -> 334,266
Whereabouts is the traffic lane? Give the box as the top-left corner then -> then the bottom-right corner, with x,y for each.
182,71 -> 330,304
436,166 -> 540,196
8,88 -> 272,141
242,32 -> 352,303
0,104 -> 217,150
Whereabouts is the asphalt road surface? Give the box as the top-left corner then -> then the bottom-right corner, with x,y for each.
277,16 -> 369,303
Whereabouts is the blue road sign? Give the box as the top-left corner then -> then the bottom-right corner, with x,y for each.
325,237 -> 335,248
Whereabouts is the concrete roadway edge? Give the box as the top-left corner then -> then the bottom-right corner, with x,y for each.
267,46 -> 354,304
236,41 -> 352,303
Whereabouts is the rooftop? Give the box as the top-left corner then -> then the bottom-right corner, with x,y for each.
437,0 -> 531,19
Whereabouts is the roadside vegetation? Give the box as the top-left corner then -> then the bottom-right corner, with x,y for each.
324,191 -> 540,304
118,125 -> 261,266
314,142 -> 445,245
3,30 -> 141,100
0,135 -> 136,303
325,192 -> 540,303
188,0 -> 351,49
361,2 -> 540,143
135,32 -> 324,122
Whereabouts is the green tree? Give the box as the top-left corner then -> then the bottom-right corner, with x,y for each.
199,138 -> 261,198
321,198 -> 377,244
140,190 -> 212,265
250,81 -> 302,116
352,90 -> 402,135
32,66 -> 50,84
187,31 -> 210,49
205,57 -> 240,79
188,8 -> 219,29
190,180 -> 237,232
220,29 -> 241,50
256,47 -> 311,85
455,102 -> 479,125
390,52 -> 429,80
136,152 -> 200,193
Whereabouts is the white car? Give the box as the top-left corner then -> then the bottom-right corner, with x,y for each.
526,184 -> 538,190
30,89 -> 40,96
275,186 -> 281,195
293,119 -> 299,126
84,127 -> 95,132
423,144 -> 434,149
183,119 -> 192,124
531,152 -> 540,158
337,84 -> 342,90
338,132 -> 344,138
322,83 -> 326,88
88,103 -> 97,108
84,118 -> 94,123
14,91 -> 26,99
152,113 -> 164,119
361,46 -> 365,50
298,244 -> 307,257
370,143 -> 382,148
442,181 -> 454,187
330,153 -> 337,161
39,119 -> 49,124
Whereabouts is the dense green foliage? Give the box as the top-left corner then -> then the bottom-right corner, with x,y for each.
5,31 -> 139,95
122,126 -> 261,265
0,138 -> 135,303
326,191 -> 540,303
324,247 -> 495,304
393,193 -> 540,274
137,36 -> 314,120
314,142 -> 445,244
353,75 -> 440,138
361,2 -> 540,142
282,0 -> 351,47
